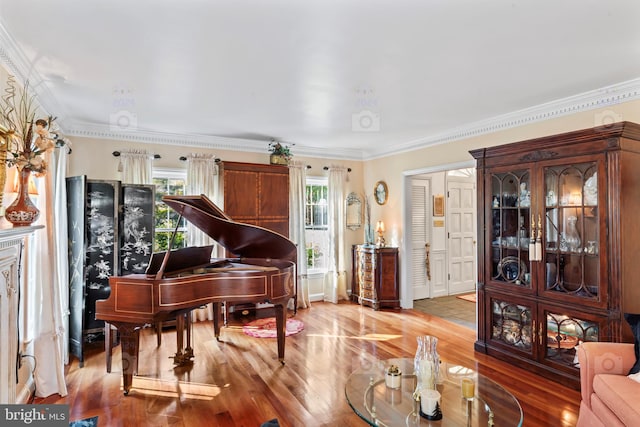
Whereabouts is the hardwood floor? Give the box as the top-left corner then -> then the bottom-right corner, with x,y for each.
35,302 -> 580,426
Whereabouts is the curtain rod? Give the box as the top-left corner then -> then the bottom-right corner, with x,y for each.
323,166 -> 352,172
112,151 -> 161,159
179,156 -> 221,162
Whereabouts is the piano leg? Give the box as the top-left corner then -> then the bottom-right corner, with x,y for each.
212,302 -> 222,341
174,314 -> 185,364
173,312 -> 195,365
274,303 -> 285,364
185,313 -> 194,359
111,322 -> 141,396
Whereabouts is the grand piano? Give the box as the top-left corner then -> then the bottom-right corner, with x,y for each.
95,194 -> 297,395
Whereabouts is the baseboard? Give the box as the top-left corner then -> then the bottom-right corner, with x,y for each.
309,292 -> 324,302
15,356 -> 35,403
308,291 -> 356,302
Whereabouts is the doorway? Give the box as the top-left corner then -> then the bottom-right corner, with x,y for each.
410,178 -> 431,300
401,161 -> 477,327
446,173 -> 477,295
412,295 -> 476,330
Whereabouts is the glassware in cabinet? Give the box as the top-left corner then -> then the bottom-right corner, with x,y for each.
543,162 -> 600,299
489,169 -> 532,287
489,297 -> 533,354
542,307 -> 603,374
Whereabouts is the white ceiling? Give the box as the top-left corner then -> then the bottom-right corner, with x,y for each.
1,0 -> 640,160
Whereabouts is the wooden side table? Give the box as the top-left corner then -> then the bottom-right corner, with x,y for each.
351,245 -> 400,310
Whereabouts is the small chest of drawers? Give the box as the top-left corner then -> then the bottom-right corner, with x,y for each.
351,245 -> 400,310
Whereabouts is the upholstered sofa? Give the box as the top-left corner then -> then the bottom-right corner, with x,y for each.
576,342 -> 639,427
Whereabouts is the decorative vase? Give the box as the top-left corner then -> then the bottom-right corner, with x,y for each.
4,168 -> 39,226
414,335 -> 440,393
364,223 -> 374,245
269,154 -> 288,165
564,215 -> 581,253
0,140 -> 6,213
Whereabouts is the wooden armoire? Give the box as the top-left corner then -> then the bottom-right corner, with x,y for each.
220,161 -> 290,317
220,161 -> 290,237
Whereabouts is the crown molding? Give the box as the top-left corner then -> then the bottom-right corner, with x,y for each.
0,19 -> 67,121
64,121 -> 365,160
364,77 -> 640,160
0,21 -> 27,80
65,122 -> 272,153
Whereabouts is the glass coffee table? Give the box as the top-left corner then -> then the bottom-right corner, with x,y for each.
345,358 -> 523,426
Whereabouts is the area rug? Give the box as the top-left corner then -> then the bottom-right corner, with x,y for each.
70,416 -> 98,427
456,293 -> 476,303
242,317 -> 304,338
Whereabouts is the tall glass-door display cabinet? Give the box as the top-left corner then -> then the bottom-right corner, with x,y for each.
471,122 -> 640,389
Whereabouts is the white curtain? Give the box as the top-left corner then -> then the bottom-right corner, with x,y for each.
185,153 -> 219,321
120,149 -> 154,184
288,161 -> 310,309
323,166 -> 349,303
25,144 -> 70,397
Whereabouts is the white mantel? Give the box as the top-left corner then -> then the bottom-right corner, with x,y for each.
0,225 -> 42,404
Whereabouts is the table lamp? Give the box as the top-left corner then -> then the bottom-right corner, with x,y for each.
376,220 -> 386,247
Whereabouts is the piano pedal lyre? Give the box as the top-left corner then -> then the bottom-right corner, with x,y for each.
172,311 -> 195,366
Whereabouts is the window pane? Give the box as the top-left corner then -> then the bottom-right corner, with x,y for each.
305,205 -> 312,227
153,171 -> 187,252
305,182 -> 329,231
305,179 -> 329,272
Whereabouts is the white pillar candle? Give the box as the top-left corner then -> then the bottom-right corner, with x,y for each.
420,389 -> 441,416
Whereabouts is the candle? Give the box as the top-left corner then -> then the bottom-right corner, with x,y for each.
461,378 -> 475,400
385,365 -> 402,389
419,359 -> 435,390
420,389 -> 441,417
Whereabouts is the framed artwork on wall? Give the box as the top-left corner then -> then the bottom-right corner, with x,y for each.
433,194 -> 445,217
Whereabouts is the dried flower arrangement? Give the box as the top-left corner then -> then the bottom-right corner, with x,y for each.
0,76 -> 57,176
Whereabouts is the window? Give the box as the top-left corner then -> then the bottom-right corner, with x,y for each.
306,178 -> 328,230
305,177 -> 328,272
153,169 -> 187,251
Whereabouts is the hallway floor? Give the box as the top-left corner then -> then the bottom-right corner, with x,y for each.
413,293 -> 476,330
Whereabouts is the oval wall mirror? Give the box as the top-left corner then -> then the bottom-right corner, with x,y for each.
374,181 -> 388,205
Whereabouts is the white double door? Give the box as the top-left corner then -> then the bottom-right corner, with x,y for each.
410,174 -> 476,301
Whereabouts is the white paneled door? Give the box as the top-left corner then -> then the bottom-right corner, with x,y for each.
411,179 -> 431,300
447,179 -> 477,294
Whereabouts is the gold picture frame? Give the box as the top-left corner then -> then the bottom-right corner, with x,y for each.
433,194 -> 445,217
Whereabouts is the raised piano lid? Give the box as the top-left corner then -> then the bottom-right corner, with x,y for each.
162,194 -> 297,263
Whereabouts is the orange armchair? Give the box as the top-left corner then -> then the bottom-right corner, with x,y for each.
576,342 -> 638,427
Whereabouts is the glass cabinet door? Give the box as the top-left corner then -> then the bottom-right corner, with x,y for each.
488,295 -> 534,357
541,306 -> 602,374
489,169 -> 532,289
542,162 -> 600,301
